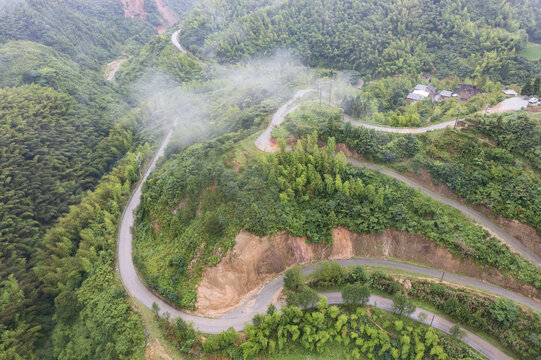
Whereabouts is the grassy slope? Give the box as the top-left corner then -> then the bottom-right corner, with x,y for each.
521,42 -> 541,61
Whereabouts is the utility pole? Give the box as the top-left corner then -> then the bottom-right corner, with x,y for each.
329,80 -> 334,105
440,272 -> 445,283
319,83 -> 322,106
430,314 -> 435,326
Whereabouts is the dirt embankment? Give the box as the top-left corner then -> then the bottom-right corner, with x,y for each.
336,143 -> 541,259
196,228 -> 541,316
121,0 -> 177,33
105,56 -> 128,82
121,0 -> 147,20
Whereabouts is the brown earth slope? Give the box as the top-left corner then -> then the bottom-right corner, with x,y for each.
120,0 -> 177,33
337,143 -> 541,259
196,228 -> 541,316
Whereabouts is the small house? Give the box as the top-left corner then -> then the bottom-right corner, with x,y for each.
433,90 -> 454,102
414,84 -> 437,94
406,89 -> 430,102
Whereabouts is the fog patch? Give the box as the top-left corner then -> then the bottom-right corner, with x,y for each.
129,49 -> 313,154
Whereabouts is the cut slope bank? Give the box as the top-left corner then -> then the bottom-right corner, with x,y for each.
197,227 -> 541,316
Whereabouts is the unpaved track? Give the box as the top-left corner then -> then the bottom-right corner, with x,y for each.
106,57 -> 128,81
117,91 -> 539,358
171,29 -> 187,53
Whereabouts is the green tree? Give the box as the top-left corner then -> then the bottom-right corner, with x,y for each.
488,298 -> 519,328
342,283 -> 370,308
392,293 -> 416,316
284,266 -> 304,292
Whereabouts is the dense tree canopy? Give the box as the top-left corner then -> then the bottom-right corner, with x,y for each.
181,0 -> 541,82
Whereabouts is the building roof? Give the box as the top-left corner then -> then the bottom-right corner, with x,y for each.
439,90 -> 453,97
406,92 -> 427,101
502,89 -> 518,96
414,84 -> 436,93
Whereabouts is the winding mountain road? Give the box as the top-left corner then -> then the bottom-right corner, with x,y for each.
171,29 -> 187,53
116,75 -> 539,356
255,89 -> 315,151
344,114 -> 458,133
346,158 -> 541,266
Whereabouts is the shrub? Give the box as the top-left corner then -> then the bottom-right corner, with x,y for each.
488,298 -> 519,329
284,266 -> 305,292
392,293 -> 416,316
342,283 -> 370,308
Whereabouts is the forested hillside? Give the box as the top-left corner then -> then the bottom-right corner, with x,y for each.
278,104 -> 541,235
180,0 -> 540,82
0,1 -> 194,357
134,133 -> 540,310
0,0 -> 157,68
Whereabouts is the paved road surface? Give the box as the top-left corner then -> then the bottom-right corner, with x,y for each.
171,29 -> 187,53
344,114 -> 457,133
255,89 -> 315,151
484,97 -> 530,115
116,92 -> 539,359
346,158 -> 541,266
323,292 -> 512,360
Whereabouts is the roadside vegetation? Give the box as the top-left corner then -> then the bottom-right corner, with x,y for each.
301,261 -> 541,360
339,74 -> 508,127
151,262 -> 541,359
276,105 -> 541,234
153,296 -> 482,360
134,132 -> 541,311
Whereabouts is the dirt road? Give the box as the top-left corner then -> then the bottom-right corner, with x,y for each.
105,57 -> 128,81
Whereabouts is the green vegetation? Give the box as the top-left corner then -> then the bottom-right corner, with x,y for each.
116,35 -> 204,84
410,280 -> 541,359
1,150 -> 148,358
0,0 -> 156,68
0,3 -> 178,355
279,104 -> 541,233
302,261 -> 541,359
181,0 -> 540,82
341,75 -> 506,127
134,132 -> 541,312
156,298 -> 482,360
521,42 -> 541,61
521,76 -> 541,97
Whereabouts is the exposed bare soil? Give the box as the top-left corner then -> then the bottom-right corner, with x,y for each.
146,339 -> 173,360
403,169 -> 541,259
337,143 -> 541,259
121,0 -> 177,32
105,56 -> 128,81
154,0 -> 177,26
121,0 -> 147,20
196,228 -> 540,316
